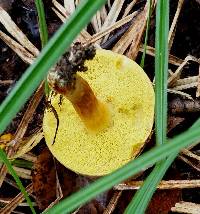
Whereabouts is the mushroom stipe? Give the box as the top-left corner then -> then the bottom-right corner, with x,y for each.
43,49 -> 155,176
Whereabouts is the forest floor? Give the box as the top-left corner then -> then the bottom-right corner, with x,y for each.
0,0 -> 200,213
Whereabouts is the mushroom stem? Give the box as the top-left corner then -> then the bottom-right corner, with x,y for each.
66,75 -> 111,133
47,43 -> 111,133
48,73 -> 111,133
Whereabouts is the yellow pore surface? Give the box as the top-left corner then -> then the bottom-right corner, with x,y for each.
43,50 -> 155,176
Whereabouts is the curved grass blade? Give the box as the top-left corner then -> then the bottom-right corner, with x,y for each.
0,149 -> 36,214
125,114 -> 200,213
124,153 -> 177,213
155,0 -> 169,145
0,1 -> 106,213
11,159 -> 33,169
0,0 -> 107,134
34,0 -> 50,95
45,121 -> 200,214
35,0 -> 48,47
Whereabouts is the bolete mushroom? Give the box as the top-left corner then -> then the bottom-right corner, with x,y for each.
43,45 -> 155,176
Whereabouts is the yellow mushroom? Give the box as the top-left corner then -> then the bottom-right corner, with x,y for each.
43,49 -> 155,176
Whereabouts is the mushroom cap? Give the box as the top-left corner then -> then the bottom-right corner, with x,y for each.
43,49 -> 155,176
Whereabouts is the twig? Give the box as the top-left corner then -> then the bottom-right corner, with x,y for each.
12,210 -> 26,214
21,153 -> 37,163
107,0 -> 111,9
169,98 -> 200,114
91,10 -> 102,33
0,80 -> 14,85
0,198 -> 36,207
114,179 -> 200,190
0,148 -> 12,187
0,83 -> 44,187
12,166 -> 32,179
12,130 -> 43,159
4,177 -> 21,189
0,12 -> 43,184
86,12 -> 137,46
100,5 -> 107,24
196,64 -> 200,97
139,45 -> 184,66
175,76 -> 198,87
4,177 -> 35,199
179,155 -> 200,172
172,82 -> 197,91
0,7 -> 39,56
171,201 -> 200,213
52,7 -> 66,22
52,0 -> 92,43
112,4 -> 147,56
52,0 -> 70,17
42,193 -> 62,212
122,0 -> 137,18
181,149 -> 200,162
167,89 -> 193,100
103,191 -> 122,214
42,158 -> 63,213
12,83 -> 44,151
0,183 -> 33,214
0,30 -> 35,64
168,55 -> 200,87
64,0 -> 75,14
168,0 -> 185,51
101,0 -> 124,43
126,3 -> 149,60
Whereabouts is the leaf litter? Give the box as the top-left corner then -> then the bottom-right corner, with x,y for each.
0,0 -> 200,213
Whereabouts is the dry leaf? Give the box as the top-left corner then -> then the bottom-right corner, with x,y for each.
32,148 -> 57,209
168,116 -> 185,133
12,131 -> 43,159
112,3 -> 148,60
146,189 -> 182,214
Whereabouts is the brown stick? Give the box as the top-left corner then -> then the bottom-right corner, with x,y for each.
114,179 -> 200,190
169,98 -> 200,114
0,183 -> 33,214
171,201 -> 200,213
103,191 -> 122,214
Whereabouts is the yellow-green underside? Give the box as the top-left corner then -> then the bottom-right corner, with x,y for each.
43,50 -> 155,176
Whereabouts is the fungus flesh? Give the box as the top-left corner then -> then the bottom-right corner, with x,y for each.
43,49 -> 155,176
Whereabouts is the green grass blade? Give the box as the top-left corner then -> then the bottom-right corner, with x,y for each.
35,0 -> 50,97
140,0 -> 152,68
46,121 -> 200,213
34,0 -> 50,96
0,1 -> 106,213
126,113 -> 200,213
11,159 -> 33,169
155,0 -> 169,145
0,159 -> 33,169
0,0 -> 107,134
0,149 -> 36,214
35,0 -> 48,47
124,153 -> 177,213
125,0 -> 170,213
